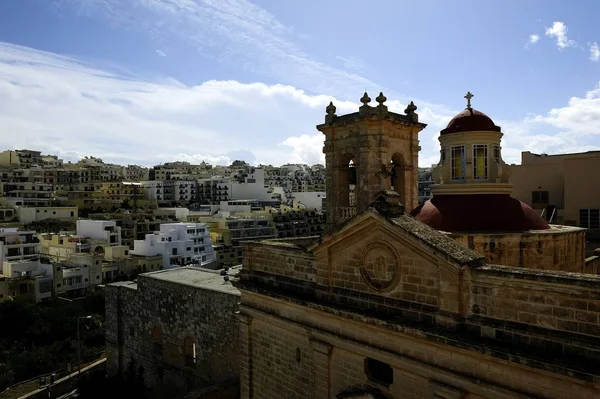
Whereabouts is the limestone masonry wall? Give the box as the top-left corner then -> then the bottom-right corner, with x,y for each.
470,265 -> 600,357
105,272 -> 240,394
243,241 -> 316,283
450,227 -> 585,272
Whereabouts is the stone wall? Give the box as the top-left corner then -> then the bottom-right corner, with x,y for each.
105,269 -> 240,395
449,226 -> 586,272
469,265 -> 600,353
239,288 -> 600,399
243,238 -> 317,283
317,225 -> 441,309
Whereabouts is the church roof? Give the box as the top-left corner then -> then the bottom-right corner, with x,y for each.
310,205 -> 485,267
410,194 -> 550,233
440,108 -> 501,135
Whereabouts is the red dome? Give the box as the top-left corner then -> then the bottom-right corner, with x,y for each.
440,108 -> 501,135
410,194 -> 549,232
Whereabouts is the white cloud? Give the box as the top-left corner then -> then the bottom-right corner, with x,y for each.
545,21 -> 576,49
0,41 -> 453,167
529,34 -> 540,45
590,42 -> 600,62
528,84 -> 600,135
2,38 -> 599,171
156,49 -> 166,57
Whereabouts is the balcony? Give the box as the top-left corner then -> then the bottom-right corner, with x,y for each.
339,207 -> 356,221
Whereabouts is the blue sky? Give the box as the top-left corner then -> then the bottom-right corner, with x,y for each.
0,0 -> 599,167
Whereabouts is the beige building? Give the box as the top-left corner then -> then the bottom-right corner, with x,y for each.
0,149 -> 43,167
234,93 -> 600,399
510,150 -> 600,228
17,206 -> 77,224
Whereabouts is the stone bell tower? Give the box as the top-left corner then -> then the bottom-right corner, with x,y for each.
317,92 -> 427,231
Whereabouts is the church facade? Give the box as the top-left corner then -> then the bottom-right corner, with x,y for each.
234,93 -> 600,399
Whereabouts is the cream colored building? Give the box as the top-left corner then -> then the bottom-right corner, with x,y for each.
510,150 -> 600,228
17,206 -> 77,224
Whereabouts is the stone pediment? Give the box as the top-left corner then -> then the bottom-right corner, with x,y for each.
309,208 -> 485,273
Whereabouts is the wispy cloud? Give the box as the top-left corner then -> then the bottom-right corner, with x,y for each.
545,21 -> 576,50
53,0 -> 384,99
335,56 -> 364,72
529,34 -> 540,45
590,42 -> 600,62
156,49 -> 166,57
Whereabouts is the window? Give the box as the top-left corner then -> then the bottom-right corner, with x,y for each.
440,147 -> 446,164
493,145 -> 501,162
184,336 -> 196,367
472,145 -> 488,179
531,191 -> 549,206
364,357 -> 393,387
152,326 -> 163,355
451,145 -> 465,180
579,209 -> 600,229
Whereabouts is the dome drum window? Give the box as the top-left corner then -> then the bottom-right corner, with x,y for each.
451,145 -> 465,181
473,144 -> 488,180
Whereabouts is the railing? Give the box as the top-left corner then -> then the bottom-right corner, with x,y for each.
340,206 -> 356,220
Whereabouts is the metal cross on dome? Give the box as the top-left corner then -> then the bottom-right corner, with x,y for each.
464,91 -> 474,109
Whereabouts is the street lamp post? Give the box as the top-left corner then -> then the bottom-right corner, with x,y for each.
77,315 -> 92,379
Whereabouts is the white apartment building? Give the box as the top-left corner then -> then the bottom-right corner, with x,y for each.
141,180 -> 197,203
132,222 -> 215,269
290,192 -> 326,210
0,228 -> 40,270
230,168 -> 290,204
2,258 -> 92,300
76,220 -> 122,246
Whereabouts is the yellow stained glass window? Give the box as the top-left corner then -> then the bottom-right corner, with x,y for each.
451,146 -> 465,180
473,145 -> 488,179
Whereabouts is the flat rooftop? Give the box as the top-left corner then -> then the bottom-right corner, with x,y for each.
142,266 -> 241,295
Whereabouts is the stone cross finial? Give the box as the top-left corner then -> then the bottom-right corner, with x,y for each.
464,91 -> 474,109
360,92 -> 371,106
376,164 -> 392,190
376,92 -> 387,105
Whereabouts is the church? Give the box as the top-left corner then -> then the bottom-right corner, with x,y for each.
234,92 -> 600,398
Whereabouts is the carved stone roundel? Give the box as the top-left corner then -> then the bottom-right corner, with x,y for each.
360,243 -> 400,291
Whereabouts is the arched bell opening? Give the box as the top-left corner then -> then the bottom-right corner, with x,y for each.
390,152 -> 406,203
339,154 -> 357,208
337,154 -> 358,221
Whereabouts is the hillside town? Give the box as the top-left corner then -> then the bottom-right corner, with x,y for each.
1,92 -> 600,399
